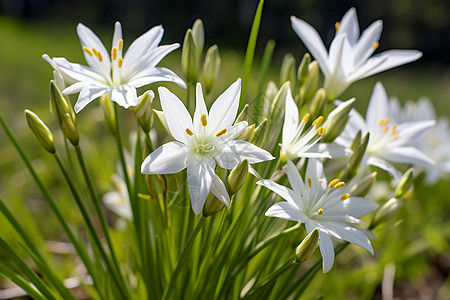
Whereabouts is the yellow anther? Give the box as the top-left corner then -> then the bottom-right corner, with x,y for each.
97,52 -> 103,62
112,47 -> 118,61
312,116 -> 324,127
392,135 -> 400,141
391,124 -> 397,135
186,128 -> 194,136
328,178 -> 340,188
340,193 -> 350,201
118,58 -> 123,68
372,42 -> 379,50
317,209 -> 324,215
118,39 -> 123,51
114,198 -> 124,206
92,48 -> 98,56
83,47 -> 93,56
335,182 -> 345,188
335,22 -> 340,31
384,118 -> 390,125
317,127 -> 325,135
378,118 -> 390,126
383,126 -> 388,134
307,177 -> 312,188
200,113 -> 207,126
303,113 -> 310,123
216,128 -> 227,137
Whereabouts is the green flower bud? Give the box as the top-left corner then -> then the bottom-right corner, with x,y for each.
371,197 -> 402,228
61,113 -> 79,146
50,80 -> 71,125
295,228 -> 319,263
203,194 -> 225,217
235,104 -> 249,124
228,158 -> 249,194
100,94 -> 116,135
279,53 -> 296,87
349,171 -> 377,197
299,61 -> 319,102
394,168 -> 414,198
269,81 -> 290,120
153,109 -> 170,135
340,132 -> 369,181
25,109 -> 55,153
297,53 -> 311,86
309,88 -> 327,119
132,91 -> 155,133
251,119 -> 267,147
321,98 -> 355,143
203,45 -> 221,95
181,29 -> 199,83
237,124 -> 255,142
192,19 -> 205,58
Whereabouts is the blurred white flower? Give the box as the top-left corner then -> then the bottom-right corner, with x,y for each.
43,22 -> 186,113
335,82 -> 434,180
102,174 -> 133,221
291,8 -> 422,99
141,79 -> 274,214
259,159 -> 377,273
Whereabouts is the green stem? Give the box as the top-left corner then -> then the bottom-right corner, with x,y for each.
0,263 -> 48,300
162,216 -> 206,300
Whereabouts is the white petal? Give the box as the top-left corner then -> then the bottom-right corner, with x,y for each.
335,109 -> 368,147
324,222 -> 374,254
194,83 -> 208,133
353,20 -> 383,65
317,228 -> 335,273
342,197 -> 378,218
290,16 -> 330,76
214,140 -> 274,169
306,143 -> 351,159
265,202 -> 306,222
208,79 -> 241,133
77,23 -> 111,77
305,158 -> 327,192
395,120 -> 435,144
102,191 -> 132,220
42,54 -> 78,85
74,85 -> 109,113
226,121 -> 249,140
285,159 -> 306,197
128,67 -> 186,89
366,82 -> 390,129
158,87 -> 193,144
187,157 -> 215,215
366,156 -> 401,180
282,86 -> 299,144
112,21 -> 123,57
362,50 -> 423,78
141,141 -> 188,174
382,146 -> 434,166
63,82 -> 88,95
327,34 -> 346,76
110,85 -> 138,109
257,179 -> 300,208
337,8 -> 359,45
145,43 -> 180,68
210,174 -> 230,207
51,57 -> 108,85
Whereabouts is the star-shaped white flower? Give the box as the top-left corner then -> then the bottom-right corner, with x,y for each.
141,79 -> 274,214
281,85 -> 351,160
335,82 -> 435,180
291,8 -> 422,99
258,159 -> 378,273
43,22 -> 186,113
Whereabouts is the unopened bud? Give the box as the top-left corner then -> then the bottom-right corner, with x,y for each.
100,94 -> 116,135
371,198 -> 402,228
297,53 -> 311,86
203,45 -> 221,94
61,113 -> 79,146
270,81 -> 290,120
295,228 -> 319,262
299,61 -> 319,101
235,104 -> 249,124
341,132 -> 369,181
279,53 -> 296,87
25,109 -> 55,153
192,19 -> 205,58
50,80 -> 72,125
132,91 -> 155,133
237,124 -> 255,142
203,194 -> 225,217
394,168 -> 414,198
350,171 -> 377,197
309,88 -> 327,119
321,98 -> 355,143
252,119 -> 267,147
181,29 -> 199,83
153,109 -> 170,134
228,158 -> 249,194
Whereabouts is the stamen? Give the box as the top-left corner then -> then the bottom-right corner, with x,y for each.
200,113 -> 207,126
328,178 -> 340,188
392,135 -> 399,141
97,52 -> 103,62
186,128 -> 194,136
378,118 -> 390,126
307,177 -> 312,188
83,47 -> 93,56
118,58 -> 123,68
340,193 -> 350,201
312,116 -> 324,127
302,113 -> 310,123
118,39 -> 123,51
391,124 -> 397,135
112,47 -> 118,61
216,128 -> 227,137
92,48 -> 98,56
317,127 -> 325,135
335,22 -> 340,31
317,209 -> 323,215
372,42 -> 379,50
335,182 -> 345,188
383,126 -> 388,134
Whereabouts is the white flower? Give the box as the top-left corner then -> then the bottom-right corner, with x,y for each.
103,174 -> 133,221
141,79 -> 274,214
258,159 -> 378,273
43,22 -> 186,113
291,7 -> 422,99
280,85 -> 350,160
335,82 -> 434,180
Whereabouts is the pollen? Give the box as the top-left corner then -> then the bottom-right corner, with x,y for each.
303,113 -> 310,123
317,209 -> 323,215
200,113 -> 207,126
216,128 -> 227,137
328,178 -> 340,188
378,118 -> 390,126
83,47 -> 93,56
383,126 -> 388,134
307,177 -> 312,188
118,39 -> 123,51
372,42 -> 379,50
317,127 -> 325,135
118,58 -> 123,68
92,48 -> 98,56
335,182 -> 345,188
112,47 -> 118,61
335,22 -> 340,31
391,124 -> 397,135
340,193 -> 350,201
186,128 -> 194,136
312,116 -> 324,127
97,52 -> 103,62
392,135 -> 400,141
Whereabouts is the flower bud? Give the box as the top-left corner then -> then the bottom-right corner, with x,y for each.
132,91 -> 155,133
349,171 -> 377,197
299,61 -> 319,102
371,198 -> 402,228
269,81 -> 290,120
309,88 -> 327,119
25,109 -> 55,153
153,109 -> 170,134
394,168 -> 414,198
192,19 -> 205,58
297,53 -> 311,86
234,104 -> 249,124
252,119 -> 267,147
203,45 -> 221,95
237,124 -> 255,142
321,98 -> 355,143
203,194 -> 225,217
295,228 -> 319,263
181,29 -> 199,83
279,53 -> 296,87
61,113 -> 79,146
340,132 -> 369,181
49,80 -> 72,125
100,94 -> 116,135
228,158 -> 249,194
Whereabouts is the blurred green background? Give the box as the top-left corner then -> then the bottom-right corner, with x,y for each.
0,0 -> 449,299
